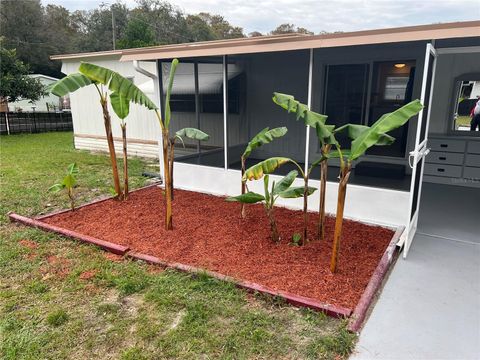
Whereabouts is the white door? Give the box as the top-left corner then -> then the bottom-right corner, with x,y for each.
402,43 -> 438,258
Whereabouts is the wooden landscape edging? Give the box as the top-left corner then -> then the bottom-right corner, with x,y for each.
9,190 -> 403,325
347,226 -> 403,333
127,251 -> 352,318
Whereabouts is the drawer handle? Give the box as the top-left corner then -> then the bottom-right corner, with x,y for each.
437,168 -> 445,172
440,144 -> 448,148
439,156 -> 446,160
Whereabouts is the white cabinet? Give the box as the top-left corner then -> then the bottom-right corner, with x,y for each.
424,136 -> 480,187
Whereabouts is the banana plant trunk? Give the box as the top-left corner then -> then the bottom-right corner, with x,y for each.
240,156 -> 246,218
330,164 -> 351,273
302,175 -> 309,245
318,144 -> 331,241
121,123 -> 129,200
266,207 -> 280,243
169,140 -> 175,201
162,131 -> 173,230
68,188 -> 75,211
100,98 -> 122,199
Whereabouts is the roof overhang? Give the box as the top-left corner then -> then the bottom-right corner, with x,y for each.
50,21 -> 480,63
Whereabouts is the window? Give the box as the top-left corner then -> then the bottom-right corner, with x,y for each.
384,76 -> 409,101
367,60 -> 416,157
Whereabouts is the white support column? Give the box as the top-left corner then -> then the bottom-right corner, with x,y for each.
304,48 -> 314,173
223,55 -> 228,171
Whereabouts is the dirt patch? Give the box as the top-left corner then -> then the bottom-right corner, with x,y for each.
103,253 -> 124,262
41,255 -> 71,279
79,270 -> 98,280
19,239 -> 38,249
43,187 -> 394,310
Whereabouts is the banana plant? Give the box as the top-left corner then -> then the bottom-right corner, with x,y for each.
49,163 -> 79,211
49,62 -> 157,201
328,99 -> 423,273
240,126 -> 288,218
168,127 -> 209,199
272,92 -> 336,243
241,156 -> 317,245
227,170 -> 315,243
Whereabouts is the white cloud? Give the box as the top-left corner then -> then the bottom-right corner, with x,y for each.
43,0 -> 480,34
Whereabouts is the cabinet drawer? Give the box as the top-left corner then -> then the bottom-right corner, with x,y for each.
427,151 -> 464,165
467,141 -> 480,154
429,139 -> 466,153
424,163 -> 462,178
466,154 -> 480,167
464,167 -> 480,180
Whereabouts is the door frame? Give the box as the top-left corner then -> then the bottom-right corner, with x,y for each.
401,42 -> 438,257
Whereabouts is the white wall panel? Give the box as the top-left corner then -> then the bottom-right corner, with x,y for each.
173,162 -> 409,227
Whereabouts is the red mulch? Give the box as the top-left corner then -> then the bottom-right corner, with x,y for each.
43,187 -> 394,309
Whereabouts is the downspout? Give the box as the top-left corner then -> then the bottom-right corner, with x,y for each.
133,60 -> 165,181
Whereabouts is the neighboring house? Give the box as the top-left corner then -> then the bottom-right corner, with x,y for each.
7,74 -> 69,112
51,21 -> 480,256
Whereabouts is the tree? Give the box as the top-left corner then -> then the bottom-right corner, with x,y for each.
198,13 -> 245,39
185,15 -> 216,42
249,31 -> 263,37
270,23 -> 313,35
49,62 -> 157,200
116,17 -> 156,49
0,46 -> 46,103
328,100 -> 423,272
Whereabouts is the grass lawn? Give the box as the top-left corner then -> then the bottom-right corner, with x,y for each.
456,115 -> 472,129
0,132 -> 356,359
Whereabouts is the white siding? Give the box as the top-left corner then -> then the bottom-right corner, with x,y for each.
63,57 -> 162,158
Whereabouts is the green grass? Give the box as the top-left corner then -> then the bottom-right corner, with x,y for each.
456,115 -> 472,129
0,132 -> 356,359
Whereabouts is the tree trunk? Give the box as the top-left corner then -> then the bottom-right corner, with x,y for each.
302,175 -> 309,245
162,132 -> 173,230
318,160 -> 328,241
100,99 -> 122,199
318,144 -> 331,241
121,123 -> 129,200
240,157 -> 246,218
330,166 -> 351,273
266,207 -> 280,243
169,140 -> 175,201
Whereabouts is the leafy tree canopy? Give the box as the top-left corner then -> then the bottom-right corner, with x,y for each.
0,46 -> 46,103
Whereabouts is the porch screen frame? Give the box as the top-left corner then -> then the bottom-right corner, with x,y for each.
402,42 -> 438,258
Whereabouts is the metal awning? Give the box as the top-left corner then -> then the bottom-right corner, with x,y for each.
119,21 -> 480,61
50,21 -> 480,62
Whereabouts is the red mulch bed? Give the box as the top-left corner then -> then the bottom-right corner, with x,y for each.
43,186 -> 394,309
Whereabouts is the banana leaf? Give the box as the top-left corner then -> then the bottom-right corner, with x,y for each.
273,170 -> 298,195
175,127 -> 209,141
48,73 -> 92,97
79,62 -> 157,111
279,186 -> 317,198
243,157 -> 291,181
110,92 -> 130,120
334,124 -> 395,146
164,59 -> 179,128
226,192 -> 265,203
349,100 -> 423,161
273,92 -> 328,128
242,126 -> 288,158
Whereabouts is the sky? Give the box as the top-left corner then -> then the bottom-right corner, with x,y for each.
42,0 -> 480,34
